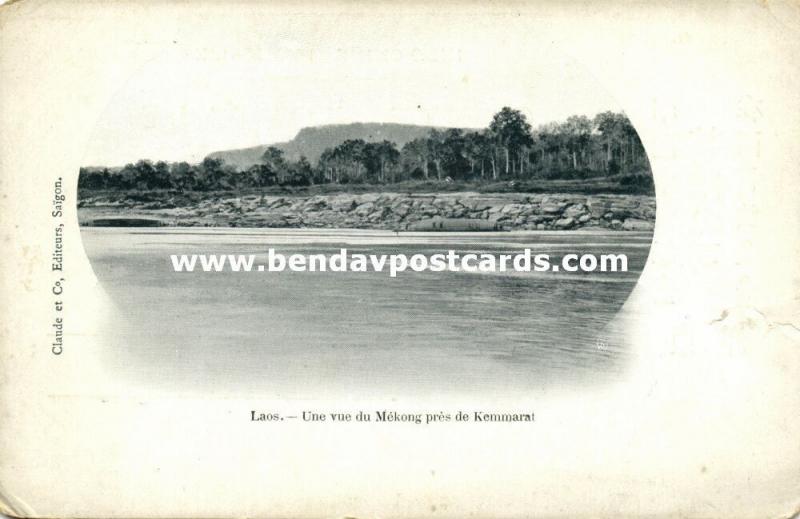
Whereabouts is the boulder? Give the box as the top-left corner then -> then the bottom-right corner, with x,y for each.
622,218 -> 655,231
563,204 -> 586,219
378,193 -> 401,203
354,202 -> 375,216
367,207 -> 390,221
462,197 -> 510,211
357,193 -> 380,203
449,207 -> 467,218
501,203 -> 525,215
419,204 -> 439,216
393,205 -> 411,218
330,196 -> 356,212
410,196 -> 435,206
390,197 -> 408,208
541,202 -> 567,214
267,197 -> 289,209
554,217 -> 575,229
587,198 -> 610,218
303,196 -> 328,211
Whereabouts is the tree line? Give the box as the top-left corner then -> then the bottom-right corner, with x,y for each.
79,108 -> 651,191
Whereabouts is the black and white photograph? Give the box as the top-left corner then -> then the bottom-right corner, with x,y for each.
76,50 -> 656,396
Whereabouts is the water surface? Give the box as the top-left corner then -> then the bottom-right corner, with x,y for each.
81,228 -> 652,397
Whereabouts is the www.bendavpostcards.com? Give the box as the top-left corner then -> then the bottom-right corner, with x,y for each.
170,249 -> 628,277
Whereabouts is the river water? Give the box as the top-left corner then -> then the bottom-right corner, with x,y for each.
81,228 -> 653,397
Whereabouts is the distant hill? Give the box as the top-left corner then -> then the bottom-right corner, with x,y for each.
206,122 -> 469,170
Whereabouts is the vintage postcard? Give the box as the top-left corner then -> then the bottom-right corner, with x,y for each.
0,1 -> 798,517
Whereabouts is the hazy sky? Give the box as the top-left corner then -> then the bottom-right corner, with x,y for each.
83,20 -> 623,166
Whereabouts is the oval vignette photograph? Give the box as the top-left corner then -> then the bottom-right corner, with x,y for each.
76,48 -> 656,398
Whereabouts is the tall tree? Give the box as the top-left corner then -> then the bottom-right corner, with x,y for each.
290,156 -> 314,185
261,147 -> 288,182
401,138 -> 429,180
562,115 -> 593,170
488,107 -> 533,176
464,132 -> 491,179
440,129 -> 469,179
375,140 -> 400,182
594,111 -> 623,171
426,129 -> 445,180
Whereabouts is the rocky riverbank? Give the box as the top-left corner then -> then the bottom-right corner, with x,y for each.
78,192 -> 656,231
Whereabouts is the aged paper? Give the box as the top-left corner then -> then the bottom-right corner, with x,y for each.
1,1 -> 799,517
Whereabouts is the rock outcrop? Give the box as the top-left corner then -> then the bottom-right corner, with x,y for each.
79,192 -> 656,231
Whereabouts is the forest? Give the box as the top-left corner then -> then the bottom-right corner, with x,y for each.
78,108 -> 652,192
